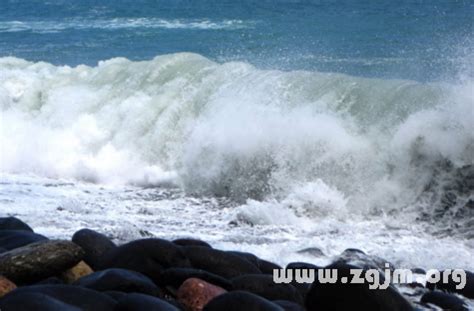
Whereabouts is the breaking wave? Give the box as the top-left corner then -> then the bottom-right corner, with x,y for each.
0,53 -> 472,232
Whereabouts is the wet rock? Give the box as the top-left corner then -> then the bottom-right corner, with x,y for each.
285,262 -> 319,297
227,251 -> 260,267
177,277 -> 226,311
421,291 -> 469,311
0,217 -> 33,232
258,259 -> 282,275
61,260 -> 93,283
0,284 -> 117,311
0,292 -> 82,311
305,262 -> 414,311
173,238 -> 212,248
203,291 -> 284,311
183,246 -> 261,279
0,230 -> 48,250
296,247 -> 325,257
100,238 -> 190,281
426,269 -> 474,299
74,268 -> 162,296
0,240 -> 84,284
36,277 -> 65,285
158,268 -> 233,291
335,248 -> 394,273
231,274 -> 303,305
72,228 -> 116,270
0,276 -> 16,298
273,300 -> 306,311
115,293 -> 180,311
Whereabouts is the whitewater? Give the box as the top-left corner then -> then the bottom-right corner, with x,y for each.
1,52 -> 473,272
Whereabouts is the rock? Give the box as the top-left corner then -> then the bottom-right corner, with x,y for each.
183,246 -> 261,279
273,300 -> 306,311
0,276 -> 16,298
0,230 -> 48,250
421,291 -> 469,311
36,277 -> 65,285
61,260 -> 93,283
258,259 -> 282,275
227,251 -> 260,267
305,262 -> 414,311
296,247 -> 325,257
335,249 -> 394,272
426,269 -> 474,299
0,240 -> 84,284
177,278 -> 226,311
158,268 -> 233,291
72,228 -> 116,270
115,293 -> 180,311
103,290 -> 128,301
203,291 -> 284,311
286,262 -> 320,270
74,268 -> 162,296
173,238 -> 212,248
285,262 -> 319,297
0,284 -> 117,311
231,274 -> 303,305
0,217 -> 33,232
0,292 -> 82,311
100,238 -> 191,281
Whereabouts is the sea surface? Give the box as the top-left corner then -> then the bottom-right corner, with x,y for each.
0,0 -> 473,284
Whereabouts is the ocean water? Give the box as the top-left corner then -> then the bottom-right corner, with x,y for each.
0,0 -> 473,288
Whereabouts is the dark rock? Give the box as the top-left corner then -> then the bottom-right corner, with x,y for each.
103,290 -> 128,301
177,278 -> 226,311
411,268 -> 426,274
0,217 -> 33,232
305,262 -> 414,311
72,228 -> 116,270
115,293 -> 180,311
74,268 -> 162,296
296,247 -> 325,257
0,247 -> 6,254
36,277 -> 65,285
285,262 -> 319,297
0,230 -> 48,250
0,240 -> 84,284
227,251 -> 260,266
203,291 -> 284,311
158,268 -> 233,291
426,269 -> 474,299
286,262 -> 320,270
335,249 -> 394,273
0,292 -> 81,311
258,259 -> 282,275
421,291 -> 469,311
0,284 -> 116,311
173,238 -> 212,248
100,238 -> 191,281
183,246 -> 261,279
273,300 -> 306,311
231,274 -> 303,305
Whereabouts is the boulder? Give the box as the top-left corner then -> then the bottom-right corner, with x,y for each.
305,262 -> 414,311
72,229 -> 116,270
158,268 -> 232,291
421,291 -> 469,311
173,238 -> 212,248
115,293 -> 180,311
231,274 -> 303,305
273,300 -> 306,311
0,230 -> 48,250
0,284 -> 116,311
74,268 -> 162,296
183,246 -> 261,279
426,269 -> 474,299
100,238 -> 191,280
203,291 -> 284,311
0,217 -> 33,232
177,278 -> 226,311
0,240 -> 84,284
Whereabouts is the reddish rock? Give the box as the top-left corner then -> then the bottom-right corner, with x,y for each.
61,260 -> 94,283
0,276 -> 16,297
177,277 -> 226,311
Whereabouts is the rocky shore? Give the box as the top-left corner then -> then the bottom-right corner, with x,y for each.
0,216 -> 472,310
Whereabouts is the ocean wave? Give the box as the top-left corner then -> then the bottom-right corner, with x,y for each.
0,53 -> 472,232
0,18 -> 252,33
